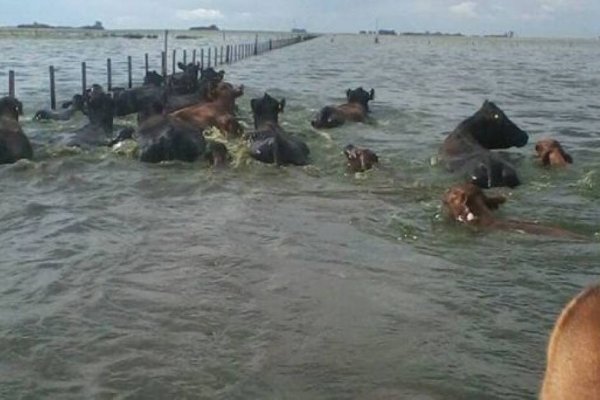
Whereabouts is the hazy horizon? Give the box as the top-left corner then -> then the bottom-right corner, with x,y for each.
1,0 -> 599,38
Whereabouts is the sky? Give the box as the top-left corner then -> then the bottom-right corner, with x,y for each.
1,0 -> 599,37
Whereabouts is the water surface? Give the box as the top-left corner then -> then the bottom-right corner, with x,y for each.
1,33 -> 599,399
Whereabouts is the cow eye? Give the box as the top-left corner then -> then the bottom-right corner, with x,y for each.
493,113 -> 500,120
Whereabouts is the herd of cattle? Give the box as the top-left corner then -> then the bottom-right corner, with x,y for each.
0,62 -> 581,237
0,60 -> 597,397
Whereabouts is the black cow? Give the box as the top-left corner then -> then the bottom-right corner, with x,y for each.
166,62 -> 200,95
0,97 -> 33,164
246,93 -> 309,166
34,94 -> 85,121
135,101 -> 206,163
68,85 -> 115,147
164,67 -> 226,113
439,100 -> 528,188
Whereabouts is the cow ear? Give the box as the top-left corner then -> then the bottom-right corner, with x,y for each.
558,147 -> 573,164
218,70 -> 225,80
16,99 -> 23,115
563,151 -> 573,164
369,89 -> 375,100
346,89 -> 351,100
250,98 -> 258,113
279,98 -> 286,113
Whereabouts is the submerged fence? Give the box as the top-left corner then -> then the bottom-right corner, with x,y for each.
3,31 -> 318,108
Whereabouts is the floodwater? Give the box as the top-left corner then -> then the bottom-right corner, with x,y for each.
1,32 -> 600,399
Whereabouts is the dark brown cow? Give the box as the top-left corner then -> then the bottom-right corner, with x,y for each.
311,87 -> 375,129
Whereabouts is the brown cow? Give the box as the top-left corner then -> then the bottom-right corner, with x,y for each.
442,183 -> 584,239
540,284 -> 600,399
311,87 -> 375,129
172,81 -> 243,137
343,144 -> 379,172
535,138 -> 573,167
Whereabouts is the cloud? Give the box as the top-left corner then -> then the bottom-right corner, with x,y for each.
449,1 -> 478,18
539,0 -> 566,12
175,8 -> 224,21
537,0 -> 586,13
518,12 -> 552,21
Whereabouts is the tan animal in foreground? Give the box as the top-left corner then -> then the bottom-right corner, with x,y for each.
541,284 -> 600,399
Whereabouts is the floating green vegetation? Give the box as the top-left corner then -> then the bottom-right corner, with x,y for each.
577,170 -> 596,190
111,139 -> 139,158
204,126 -> 252,168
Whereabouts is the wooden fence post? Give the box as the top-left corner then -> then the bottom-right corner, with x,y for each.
49,66 -> 56,110
81,62 -> 87,95
172,49 -> 176,74
127,56 -> 132,89
8,70 -> 15,97
107,58 -> 112,91
164,30 -> 168,58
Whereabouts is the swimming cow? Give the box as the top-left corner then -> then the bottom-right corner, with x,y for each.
439,100 -> 528,188
0,96 -> 33,164
34,94 -> 85,121
535,138 -> 573,167
112,71 -> 165,117
343,144 -> 379,172
246,93 -> 310,166
67,85 -> 115,147
172,81 -> 244,137
311,87 -> 375,129
143,70 -> 164,87
135,101 -> 207,163
166,62 -> 201,95
442,182 -> 582,238
165,67 -> 226,113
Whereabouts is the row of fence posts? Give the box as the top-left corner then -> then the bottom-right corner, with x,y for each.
3,32 -> 311,108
